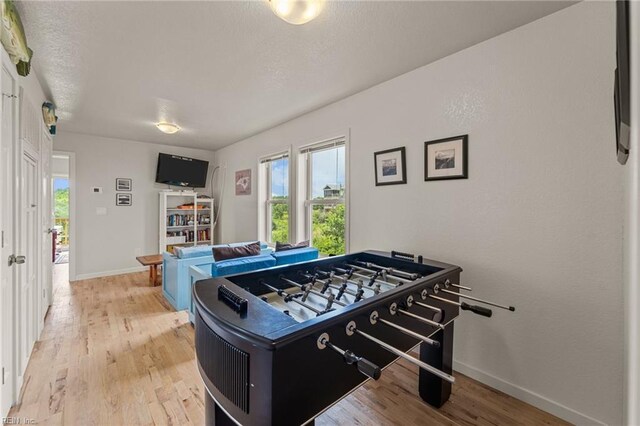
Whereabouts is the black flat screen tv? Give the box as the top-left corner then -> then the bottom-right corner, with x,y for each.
155,153 -> 209,188
614,0 -> 630,165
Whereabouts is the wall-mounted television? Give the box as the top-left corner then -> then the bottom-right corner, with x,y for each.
614,0 -> 630,165
155,153 -> 209,188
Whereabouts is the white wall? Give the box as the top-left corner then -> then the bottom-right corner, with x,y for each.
53,132 -> 215,279
213,3 -> 621,424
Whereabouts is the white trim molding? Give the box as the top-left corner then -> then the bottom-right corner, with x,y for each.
74,266 -> 147,281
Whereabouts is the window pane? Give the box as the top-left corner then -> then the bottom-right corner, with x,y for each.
311,204 -> 345,256
270,203 -> 289,243
311,146 -> 345,200
271,157 -> 288,198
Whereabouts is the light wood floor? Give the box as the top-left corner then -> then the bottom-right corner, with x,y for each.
8,265 -> 570,426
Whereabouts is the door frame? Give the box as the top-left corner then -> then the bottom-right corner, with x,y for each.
52,151 -> 76,281
0,48 -> 18,417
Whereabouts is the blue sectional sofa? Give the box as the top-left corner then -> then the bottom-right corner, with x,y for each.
186,246 -> 320,322
162,242 -> 319,312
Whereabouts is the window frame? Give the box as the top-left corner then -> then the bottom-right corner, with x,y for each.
299,137 -> 349,254
259,150 -> 292,245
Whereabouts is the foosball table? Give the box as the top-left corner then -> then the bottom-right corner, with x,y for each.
193,250 -> 515,426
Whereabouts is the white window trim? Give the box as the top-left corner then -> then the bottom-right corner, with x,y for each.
298,134 -> 350,254
258,148 -> 293,245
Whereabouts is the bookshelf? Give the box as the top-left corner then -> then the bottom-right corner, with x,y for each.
159,191 -> 214,253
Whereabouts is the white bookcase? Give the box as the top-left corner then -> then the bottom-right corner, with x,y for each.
159,191 -> 214,253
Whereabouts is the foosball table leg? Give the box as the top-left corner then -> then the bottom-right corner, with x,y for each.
418,322 -> 454,408
205,392 -> 238,426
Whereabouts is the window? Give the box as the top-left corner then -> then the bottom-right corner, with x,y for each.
259,152 -> 290,244
300,138 -> 347,256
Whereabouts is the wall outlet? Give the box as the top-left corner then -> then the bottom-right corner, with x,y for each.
91,187 -> 103,194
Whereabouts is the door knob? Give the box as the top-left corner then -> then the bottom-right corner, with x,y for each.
8,255 -> 25,266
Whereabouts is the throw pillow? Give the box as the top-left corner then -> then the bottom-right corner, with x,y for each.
275,240 -> 310,252
213,241 -> 261,261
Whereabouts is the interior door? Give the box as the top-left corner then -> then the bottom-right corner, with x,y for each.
0,63 -> 16,416
17,149 -> 38,386
40,131 -> 52,325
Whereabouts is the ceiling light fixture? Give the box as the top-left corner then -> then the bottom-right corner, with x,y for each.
268,0 -> 325,25
156,122 -> 180,134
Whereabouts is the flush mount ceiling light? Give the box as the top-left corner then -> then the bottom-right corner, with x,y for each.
268,0 -> 325,25
156,122 -> 180,134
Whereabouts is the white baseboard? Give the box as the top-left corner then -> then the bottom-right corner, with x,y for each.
453,360 -> 606,426
74,266 -> 148,281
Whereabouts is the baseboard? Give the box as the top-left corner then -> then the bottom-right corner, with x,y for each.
453,360 -> 606,425
74,266 -> 147,281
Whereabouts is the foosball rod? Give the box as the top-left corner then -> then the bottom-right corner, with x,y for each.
444,279 -> 472,292
369,311 -> 440,348
333,266 -> 399,288
279,276 -> 348,307
353,261 -> 419,281
316,269 -> 375,292
299,272 -> 367,300
258,280 -> 323,315
426,294 -> 493,317
344,263 -> 411,284
346,321 -> 455,384
392,305 -> 446,330
317,333 -> 381,380
437,287 -> 515,312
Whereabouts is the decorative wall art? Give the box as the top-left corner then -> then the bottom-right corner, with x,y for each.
116,178 -> 132,191
374,147 -> 407,186
116,193 -> 132,206
235,169 -> 252,195
424,135 -> 468,181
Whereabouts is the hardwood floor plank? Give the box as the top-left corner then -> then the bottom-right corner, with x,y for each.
7,265 -> 571,426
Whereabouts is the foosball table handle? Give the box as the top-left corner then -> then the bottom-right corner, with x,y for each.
460,302 -> 493,318
317,333 -> 382,380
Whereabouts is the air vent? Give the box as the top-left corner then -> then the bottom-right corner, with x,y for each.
195,312 -> 250,413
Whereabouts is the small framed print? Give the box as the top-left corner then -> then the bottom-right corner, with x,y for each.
116,193 -> 132,206
116,178 -> 132,191
374,147 -> 407,186
235,169 -> 252,195
424,135 -> 468,181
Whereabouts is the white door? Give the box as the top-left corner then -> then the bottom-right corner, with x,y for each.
17,150 -> 38,387
0,63 -> 17,415
40,131 -> 52,325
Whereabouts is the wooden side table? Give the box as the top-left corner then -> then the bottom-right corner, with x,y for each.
136,254 -> 163,286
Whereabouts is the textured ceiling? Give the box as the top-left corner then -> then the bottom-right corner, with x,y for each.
18,1 -> 574,150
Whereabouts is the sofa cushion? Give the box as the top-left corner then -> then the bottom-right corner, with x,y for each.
213,241 -> 261,261
271,247 -> 319,266
212,254 -> 276,277
174,241 -> 269,259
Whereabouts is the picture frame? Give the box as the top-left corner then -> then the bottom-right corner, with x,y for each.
116,193 -> 132,206
374,147 -> 407,186
116,178 -> 132,191
235,169 -> 252,195
424,135 -> 468,181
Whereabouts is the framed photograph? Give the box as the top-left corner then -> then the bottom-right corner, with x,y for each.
235,169 -> 252,195
424,135 -> 468,181
116,193 -> 132,206
374,147 -> 407,186
116,178 -> 132,191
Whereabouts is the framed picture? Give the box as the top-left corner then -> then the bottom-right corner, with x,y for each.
235,169 -> 252,195
116,178 -> 132,191
374,147 -> 407,186
116,193 -> 132,206
424,135 -> 468,181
